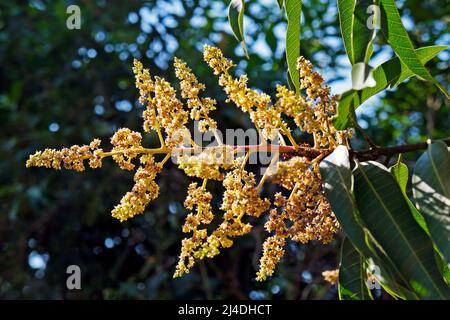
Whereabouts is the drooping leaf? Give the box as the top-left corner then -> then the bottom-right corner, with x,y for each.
228,0 -> 248,58
333,45 -> 449,130
338,0 -> 376,90
412,141 -> 450,263
354,161 -> 450,299
352,0 -> 375,64
337,0 -> 356,65
320,146 -> 370,256
380,0 -> 449,98
321,147 -> 417,299
338,238 -> 372,300
284,0 -> 302,93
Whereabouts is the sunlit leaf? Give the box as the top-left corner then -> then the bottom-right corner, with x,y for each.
413,141 -> 450,263
351,62 -> 376,90
338,0 -> 376,90
333,45 -> 449,130
284,0 -> 302,93
228,0 -> 248,58
380,0 -> 449,98
354,161 -> 450,299
390,156 -> 430,235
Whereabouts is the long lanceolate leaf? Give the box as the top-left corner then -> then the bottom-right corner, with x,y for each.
339,238 -> 372,300
354,161 -> 450,299
228,0 -> 248,58
380,0 -> 450,99
413,142 -> 450,263
337,0 -> 357,64
284,0 -> 302,93
338,0 -> 375,64
333,45 -> 449,130
321,147 -> 418,299
320,146 -> 370,257
338,0 -> 376,90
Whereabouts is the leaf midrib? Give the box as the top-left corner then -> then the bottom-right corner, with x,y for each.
358,164 -> 446,299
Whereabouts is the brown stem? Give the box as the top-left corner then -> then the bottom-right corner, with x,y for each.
99,138 -> 450,164
351,138 -> 450,162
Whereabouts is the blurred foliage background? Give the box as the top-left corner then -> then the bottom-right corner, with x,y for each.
0,0 -> 448,299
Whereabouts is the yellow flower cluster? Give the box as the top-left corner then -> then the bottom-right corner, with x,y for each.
183,182 -> 214,231
174,57 -> 217,133
111,155 -> 162,221
174,168 -> 271,277
256,158 -> 339,280
110,128 -> 143,170
27,45 -> 350,282
174,181 -> 213,277
271,156 -> 310,189
203,45 -> 284,140
176,146 -> 243,180
220,168 -> 271,220
133,59 -> 189,147
26,139 -> 103,171
256,196 -> 288,280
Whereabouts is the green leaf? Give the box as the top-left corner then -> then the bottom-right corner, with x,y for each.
412,141 -> 450,263
338,0 -> 376,90
332,90 -> 358,130
380,0 -> 449,99
228,0 -> 248,58
320,146 -> 370,257
321,147 -> 416,299
286,70 -> 295,92
333,45 -> 449,130
284,0 -> 302,93
444,264 -> 450,284
352,0 -> 375,64
337,0 -> 356,63
390,156 -> 430,235
339,238 -> 372,300
354,161 -> 450,299
390,155 -> 408,194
